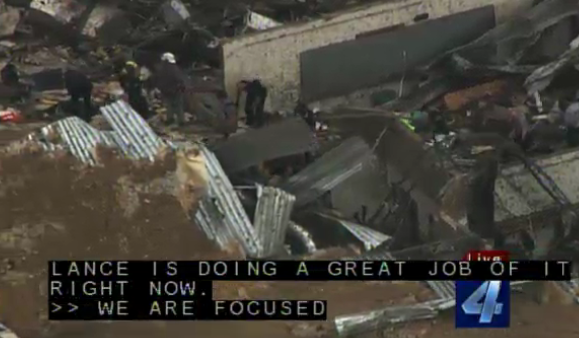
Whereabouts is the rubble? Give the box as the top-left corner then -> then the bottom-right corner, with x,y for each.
0,5 -> 20,38
1,0 -> 579,337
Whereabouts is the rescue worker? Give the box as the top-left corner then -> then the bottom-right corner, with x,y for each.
1,63 -> 19,86
64,68 -> 93,121
152,52 -> 186,126
237,79 -> 267,128
294,100 -> 315,129
119,60 -> 151,119
0,63 -> 28,103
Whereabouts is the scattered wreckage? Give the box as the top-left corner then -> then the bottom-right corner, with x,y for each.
8,98 -> 579,335
2,0 -> 579,337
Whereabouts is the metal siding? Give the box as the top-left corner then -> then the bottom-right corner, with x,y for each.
299,6 -> 496,101
317,212 -> 391,250
253,185 -> 296,257
334,298 -> 454,336
287,222 -> 317,254
100,100 -> 165,161
31,100 -> 167,165
195,146 -> 261,257
281,137 -> 373,208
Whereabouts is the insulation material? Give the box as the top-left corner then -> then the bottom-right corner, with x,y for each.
245,10 -> 281,31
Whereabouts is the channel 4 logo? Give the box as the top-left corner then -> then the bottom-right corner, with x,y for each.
455,250 -> 510,328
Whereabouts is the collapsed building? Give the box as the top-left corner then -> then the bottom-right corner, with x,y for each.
1,0 -> 579,337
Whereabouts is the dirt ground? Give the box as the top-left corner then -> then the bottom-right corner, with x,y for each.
0,130 -> 577,338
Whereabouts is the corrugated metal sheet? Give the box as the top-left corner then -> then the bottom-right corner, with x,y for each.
318,213 -> 391,250
33,116 -> 112,165
282,137 -> 372,208
194,146 -> 261,257
100,100 -> 165,161
29,100 -> 165,165
287,222 -> 317,254
334,298 -> 454,336
253,184 -> 296,257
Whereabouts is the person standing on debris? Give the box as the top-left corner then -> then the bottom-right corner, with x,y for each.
1,63 -> 27,104
119,61 -> 151,119
294,100 -> 316,129
151,52 -> 186,126
63,68 -> 93,121
1,63 -> 19,86
237,80 -> 267,128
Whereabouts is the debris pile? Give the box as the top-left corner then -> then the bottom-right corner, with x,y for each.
1,0 -> 579,337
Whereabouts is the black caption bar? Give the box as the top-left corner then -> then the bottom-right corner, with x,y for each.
48,260 -> 570,320
51,260 -> 571,281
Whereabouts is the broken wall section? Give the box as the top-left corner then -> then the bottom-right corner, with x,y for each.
221,0 -> 534,112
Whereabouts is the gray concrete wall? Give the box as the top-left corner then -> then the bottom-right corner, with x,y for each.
221,0 -> 534,112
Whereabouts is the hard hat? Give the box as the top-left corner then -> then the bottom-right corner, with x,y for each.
125,61 -> 137,68
161,52 -> 176,64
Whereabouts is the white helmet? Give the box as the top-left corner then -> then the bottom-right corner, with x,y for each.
161,52 -> 176,64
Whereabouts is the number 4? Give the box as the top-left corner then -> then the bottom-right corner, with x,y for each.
462,281 -> 503,324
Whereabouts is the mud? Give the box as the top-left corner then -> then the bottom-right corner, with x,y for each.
0,146 -> 222,338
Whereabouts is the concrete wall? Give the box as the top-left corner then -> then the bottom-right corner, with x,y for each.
221,0 -> 534,112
